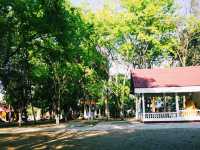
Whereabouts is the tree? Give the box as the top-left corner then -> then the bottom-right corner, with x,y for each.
173,16 -> 200,66
86,0 -> 176,69
0,0 -> 108,125
108,74 -> 130,119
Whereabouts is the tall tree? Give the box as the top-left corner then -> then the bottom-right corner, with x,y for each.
174,16 -> 200,66
86,0 -> 176,69
0,0 -> 108,125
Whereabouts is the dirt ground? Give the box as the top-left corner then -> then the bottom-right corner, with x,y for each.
1,120 -> 200,150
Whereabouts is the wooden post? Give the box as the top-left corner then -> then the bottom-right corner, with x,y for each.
151,97 -> 156,113
183,95 -> 186,109
163,93 -> 167,112
175,93 -> 179,117
142,93 -> 145,120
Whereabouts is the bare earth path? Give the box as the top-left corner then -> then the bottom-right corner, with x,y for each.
1,121 -> 200,150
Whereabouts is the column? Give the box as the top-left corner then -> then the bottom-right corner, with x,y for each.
135,95 -> 139,120
138,96 -> 141,113
142,93 -> 145,120
183,95 -> 186,109
163,93 -> 167,112
175,93 -> 179,117
151,97 -> 156,112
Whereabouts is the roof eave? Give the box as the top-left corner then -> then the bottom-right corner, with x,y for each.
134,86 -> 200,94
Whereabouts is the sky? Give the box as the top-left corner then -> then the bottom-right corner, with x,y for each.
71,0 -> 192,16
71,0 -> 121,12
175,0 -> 191,16
71,0 -> 104,11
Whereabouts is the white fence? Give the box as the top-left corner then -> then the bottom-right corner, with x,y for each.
138,110 -> 200,122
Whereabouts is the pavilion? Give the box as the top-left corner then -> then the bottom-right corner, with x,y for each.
131,66 -> 200,122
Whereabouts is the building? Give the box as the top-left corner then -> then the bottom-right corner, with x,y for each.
131,66 -> 200,122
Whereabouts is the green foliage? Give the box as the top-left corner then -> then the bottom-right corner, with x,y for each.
0,0 -> 108,121
1,0 -> 199,121
173,15 -> 200,66
105,74 -> 131,118
87,0 -> 176,68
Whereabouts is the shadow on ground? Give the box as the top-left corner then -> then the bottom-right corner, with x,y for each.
1,128 -> 200,150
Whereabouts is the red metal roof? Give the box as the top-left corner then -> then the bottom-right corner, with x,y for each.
131,66 -> 200,88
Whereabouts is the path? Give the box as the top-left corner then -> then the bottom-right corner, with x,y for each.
1,121 -> 200,150
1,120 -> 200,134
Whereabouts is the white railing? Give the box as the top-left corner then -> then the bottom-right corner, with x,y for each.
139,109 -> 200,122
145,112 -> 178,119
179,109 -> 200,118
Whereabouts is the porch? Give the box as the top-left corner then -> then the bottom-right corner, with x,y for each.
131,66 -> 200,122
138,110 -> 200,122
135,93 -> 200,122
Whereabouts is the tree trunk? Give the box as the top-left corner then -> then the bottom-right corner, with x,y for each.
105,98 -> 110,120
63,108 -> 68,122
55,114 -> 59,125
88,104 -> 92,120
56,99 -> 60,125
55,114 -> 60,125
49,110 -> 53,120
8,104 -> 11,123
31,103 -> 36,124
98,108 -> 101,119
182,56 -> 186,67
64,112 -> 68,122
18,109 -> 22,127
94,107 -> 97,119
84,104 -> 87,119
120,75 -> 126,120
120,106 -> 124,120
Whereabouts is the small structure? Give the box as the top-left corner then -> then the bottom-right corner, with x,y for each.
80,99 -> 97,120
131,66 -> 200,122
